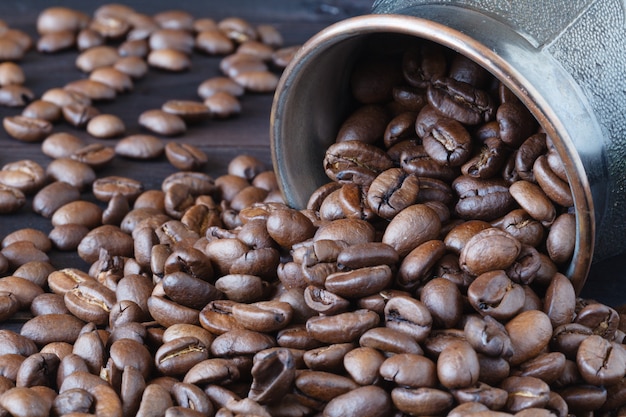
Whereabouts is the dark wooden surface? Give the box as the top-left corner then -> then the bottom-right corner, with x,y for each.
0,0 -> 623,311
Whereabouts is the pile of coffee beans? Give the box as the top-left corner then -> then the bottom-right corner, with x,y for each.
0,5 -> 624,417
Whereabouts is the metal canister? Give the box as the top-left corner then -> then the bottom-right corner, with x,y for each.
270,0 -> 626,292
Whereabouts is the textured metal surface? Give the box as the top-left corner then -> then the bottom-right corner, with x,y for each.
370,0 -> 626,264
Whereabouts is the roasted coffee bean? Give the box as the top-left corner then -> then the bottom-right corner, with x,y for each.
196,29 -> 235,55
61,103 -> 100,127
0,184 -> 25,214
65,79 -> 116,101
460,228 -> 521,276
22,99 -> 61,122
51,200 -> 102,228
398,240 -> 447,290
546,213 -> 576,264
306,309 -> 379,344
115,134 -> 165,159
198,76 -> 244,99
543,272 -> 576,328
210,328 -> 275,359
506,310 -> 553,366
139,109 -> 187,136
453,175 -> 515,221
231,300 -> 293,333
162,272 -> 222,310
461,136 -> 507,179
41,132 -> 84,159
204,91 -> 242,118
501,375 -> 550,412
576,335 -> 626,386
0,159 -> 46,194
0,61 -> 25,86
1,241 -> 49,269
516,351 -> 567,385
0,292 -> 19,321
467,270 -> 525,321
86,114 -> 126,138
3,115 -> 52,142
92,176 -> 143,203
464,315 -> 513,357
422,117 -> 472,166
47,158 -> 96,191
359,326 -> 423,355
148,48 -> 191,71
114,55 -> 149,78
418,276 -> 463,329
427,75 -> 495,125
148,295 -> 200,328
398,142 -> 460,182
0,37 -> 25,61
37,30 -> 75,53
380,353 -> 437,388
0,84 -> 34,107
233,70 -> 279,93
165,142 -> 208,170
366,168 -> 420,219
391,386 -> 454,416
70,143 -> 115,169
336,104 -> 390,144
324,385 -> 392,417
382,294 -> 432,342
324,141 -> 393,186
0,387 -> 51,417
493,208 -> 545,248
437,340 -> 480,389
509,180 -> 556,226
558,384 -> 607,415
383,111 -> 418,148
325,265 -> 393,298
248,348 -> 295,404
155,336 -> 208,376
515,133 -> 546,182
77,224 -> 134,263
381,204 -> 441,257
76,27 -> 104,50
574,302 -> 619,339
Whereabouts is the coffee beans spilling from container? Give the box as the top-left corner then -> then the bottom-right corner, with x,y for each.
0,4 -> 623,417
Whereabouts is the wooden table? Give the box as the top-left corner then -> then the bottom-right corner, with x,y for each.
0,0 -> 623,314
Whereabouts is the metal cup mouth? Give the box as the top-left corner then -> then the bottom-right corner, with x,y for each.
271,13 -> 599,293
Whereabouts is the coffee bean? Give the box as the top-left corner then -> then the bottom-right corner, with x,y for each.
75,45 -> 119,72
381,204 -> 441,257
165,142 -> 208,170
22,99 -> 62,122
115,134 -> 165,159
0,84 -> 34,107
65,79 -> 116,101
162,100 -> 210,123
0,184 -> 25,214
37,30 -> 75,53
437,340 -> 480,389
0,62 -> 25,85
108,59 -> 143,83
324,385 -> 392,417
204,91 -> 241,118
391,386 -> 453,416
139,109 -> 187,136
3,115 -> 52,142
0,37 -> 25,61
198,76 -> 244,99
77,28 -> 104,51
147,48 -> 191,71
